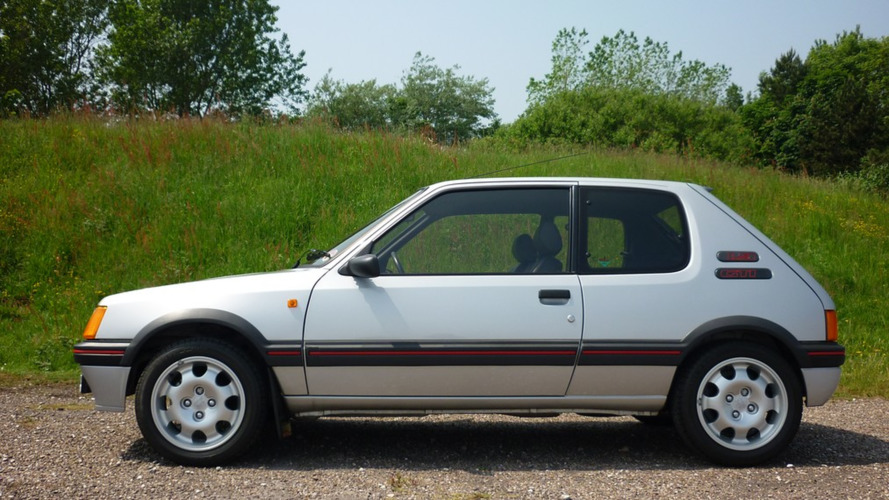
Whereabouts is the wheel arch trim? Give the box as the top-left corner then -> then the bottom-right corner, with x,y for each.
678,315 -> 844,403
682,315 -> 842,368
683,316 -> 798,354
122,308 -> 270,366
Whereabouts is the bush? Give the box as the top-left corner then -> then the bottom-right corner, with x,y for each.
504,87 -> 753,164
838,149 -> 889,193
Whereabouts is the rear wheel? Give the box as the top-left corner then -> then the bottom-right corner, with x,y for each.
135,338 -> 268,466
671,342 -> 802,466
633,413 -> 672,426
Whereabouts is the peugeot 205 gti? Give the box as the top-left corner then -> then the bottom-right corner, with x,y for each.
74,177 -> 844,466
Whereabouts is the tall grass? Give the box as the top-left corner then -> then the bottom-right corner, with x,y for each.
1,117 -> 886,396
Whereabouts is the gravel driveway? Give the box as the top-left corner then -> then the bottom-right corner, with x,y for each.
1,382 -> 887,499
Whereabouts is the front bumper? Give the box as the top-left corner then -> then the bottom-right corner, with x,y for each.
74,341 -> 131,412
80,365 -> 131,412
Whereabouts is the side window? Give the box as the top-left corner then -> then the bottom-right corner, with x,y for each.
371,188 -> 570,275
587,217 -> 625,269
657,205 -> 684,239
581,188 -> 689,274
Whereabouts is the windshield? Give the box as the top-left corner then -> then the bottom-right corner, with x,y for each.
300,187 -> 428,267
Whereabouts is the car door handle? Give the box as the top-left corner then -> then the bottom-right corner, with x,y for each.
539,289 -> 571,305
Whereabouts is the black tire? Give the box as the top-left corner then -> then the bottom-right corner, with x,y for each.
135,338 -> 268,466
633,413 -> 673,426
671,342 -> 802,466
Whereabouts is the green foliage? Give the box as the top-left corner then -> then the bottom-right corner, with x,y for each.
307,72 -> 397,129
743,29 -> 889,177
0,117 -> 450,375
519,28 -> 746,164
507,86 -> 752,163
96,0 -> 307,116
307,53 -> 498,144
757,49 -> 807,106
527,28 -> 733,106
398,52 -> 498,143
724,83 -> 744,112
526,27 -> 590,104
0,0 -> 108,116
1,119 -> 886,397
837,148 -> 889,192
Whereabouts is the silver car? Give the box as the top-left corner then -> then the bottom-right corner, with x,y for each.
74,177 -> 844,466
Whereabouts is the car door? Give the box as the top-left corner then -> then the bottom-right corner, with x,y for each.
303,185 -> 583,397
567,186 -> 692,402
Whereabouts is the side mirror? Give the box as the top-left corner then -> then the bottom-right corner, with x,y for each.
339,254 -> 381,278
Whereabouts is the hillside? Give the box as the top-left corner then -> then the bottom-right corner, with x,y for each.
1,117 -> 886,396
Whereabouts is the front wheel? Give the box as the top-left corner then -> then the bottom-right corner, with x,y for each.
135,338 -> 268,466
671,342 -> 802,466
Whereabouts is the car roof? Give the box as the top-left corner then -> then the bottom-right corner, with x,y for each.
425,177 -> 697,191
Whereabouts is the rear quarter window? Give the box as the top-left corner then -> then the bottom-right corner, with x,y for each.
580,187 -> 690,274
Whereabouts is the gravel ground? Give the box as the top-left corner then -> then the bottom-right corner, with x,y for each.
1,382 -> 887,499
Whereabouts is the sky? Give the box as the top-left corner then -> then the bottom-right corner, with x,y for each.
272,0 -> 889,123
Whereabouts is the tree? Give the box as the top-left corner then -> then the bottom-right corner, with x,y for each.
307,53 -> 498,143
515,28 -> 747,161
307,71 -> 396,129
508,86 -> 752,163
756,49 -> 807,106
96,0 -> 307,116
743,29 -> 889,176
584,30 -> 731,104
399,52 -> 497,143
724,83 -> 744,111
527,28 -> 733,106
0,0 -> 107,116
799,29 -> 888,176
740,49 -> 810,170
526,27 -> 590,104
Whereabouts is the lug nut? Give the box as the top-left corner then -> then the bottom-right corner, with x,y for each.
183,399 -> 192,408
732,410 -> 741,419
196,387 -> 205,395
748,404 -> 756,413
741,388 -> 750,397
208,399 -> 216,408
726,395 -> 734,403
195,411 -> 204,420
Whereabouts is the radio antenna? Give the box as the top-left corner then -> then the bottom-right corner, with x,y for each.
467,150 -> 590,179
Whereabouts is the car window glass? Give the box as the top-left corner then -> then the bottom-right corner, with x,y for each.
657,205 -> 684,238
581,188 -> 689,274
371,188 -> 570,275
587,217 -> 625,269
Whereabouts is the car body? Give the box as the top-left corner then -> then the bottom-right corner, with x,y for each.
74,177 -> 844,466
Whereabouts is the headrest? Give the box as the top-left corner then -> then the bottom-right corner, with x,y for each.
512,234 -> 536,264
534,221 -> 563,256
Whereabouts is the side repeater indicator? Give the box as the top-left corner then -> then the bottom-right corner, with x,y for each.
82,306 -> 107,340
717,251 -> 760,262
715,268 -> 773,280
287,299 -> 298,308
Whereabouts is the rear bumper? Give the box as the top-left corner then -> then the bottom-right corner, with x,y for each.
801,367 -> 841,407
797,342 -> 845,368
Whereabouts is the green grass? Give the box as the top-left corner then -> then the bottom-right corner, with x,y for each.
1,117 -> 886,397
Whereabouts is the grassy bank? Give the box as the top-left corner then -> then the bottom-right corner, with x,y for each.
1,117 -> 886,396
